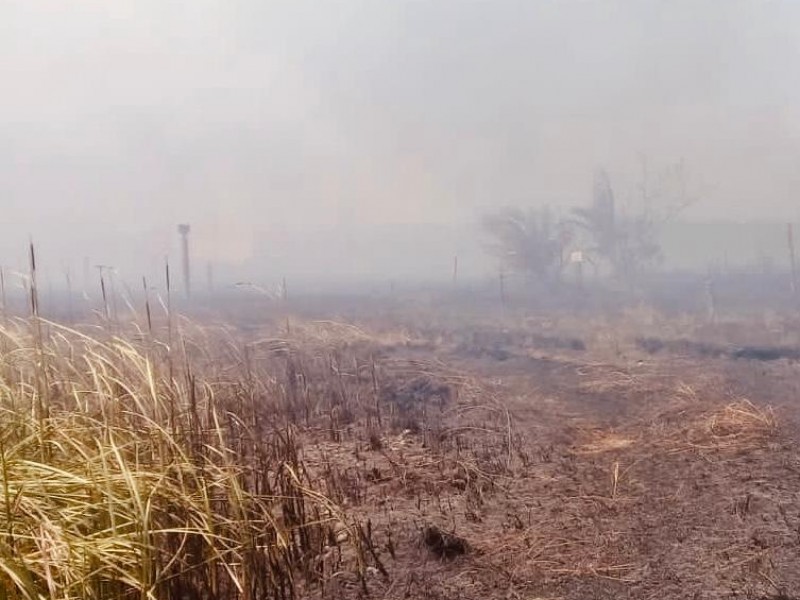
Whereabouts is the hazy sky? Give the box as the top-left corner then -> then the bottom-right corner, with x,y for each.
2,0 -> 800,273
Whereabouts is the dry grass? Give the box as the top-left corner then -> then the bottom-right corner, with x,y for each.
574,433 -> 636,455
676,399 -> 779,453
0,316 -> 377,600
1,287 -> 798,600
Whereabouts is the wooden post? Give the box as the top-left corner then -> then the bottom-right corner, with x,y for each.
452,255 -> 458,285
499,268 -> 507,306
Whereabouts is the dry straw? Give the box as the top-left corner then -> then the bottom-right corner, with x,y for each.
0,314 -> 365,600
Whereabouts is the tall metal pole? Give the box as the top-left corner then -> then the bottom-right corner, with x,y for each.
178,224 -> 191,299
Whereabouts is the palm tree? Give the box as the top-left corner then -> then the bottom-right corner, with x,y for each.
482,207 -> 562,280
570,169 -> 618,267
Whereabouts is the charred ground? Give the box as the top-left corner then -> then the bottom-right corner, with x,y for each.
234,303 -> 800,600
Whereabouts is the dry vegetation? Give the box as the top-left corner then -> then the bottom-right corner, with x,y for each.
0,289 -> 799,599
0,308 -> 418,599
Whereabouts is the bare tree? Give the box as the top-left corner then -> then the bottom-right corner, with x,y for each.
571,162 -> 695,285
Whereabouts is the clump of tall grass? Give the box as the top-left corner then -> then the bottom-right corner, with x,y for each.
0,316 -> 363,600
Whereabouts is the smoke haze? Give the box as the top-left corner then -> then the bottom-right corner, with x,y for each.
2,1 -> 800,282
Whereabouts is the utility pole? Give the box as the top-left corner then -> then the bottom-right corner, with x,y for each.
177,224 -> 191,299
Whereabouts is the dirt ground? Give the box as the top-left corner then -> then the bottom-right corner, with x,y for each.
276,310 -> 800,600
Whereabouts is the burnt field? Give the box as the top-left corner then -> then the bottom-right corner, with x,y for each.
195,295 -> 800,600
2,291 -> 800,600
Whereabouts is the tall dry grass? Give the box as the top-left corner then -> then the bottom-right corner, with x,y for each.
0,315 -> 364,600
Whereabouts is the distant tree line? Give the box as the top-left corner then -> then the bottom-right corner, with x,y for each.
481,160 -> 695,289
